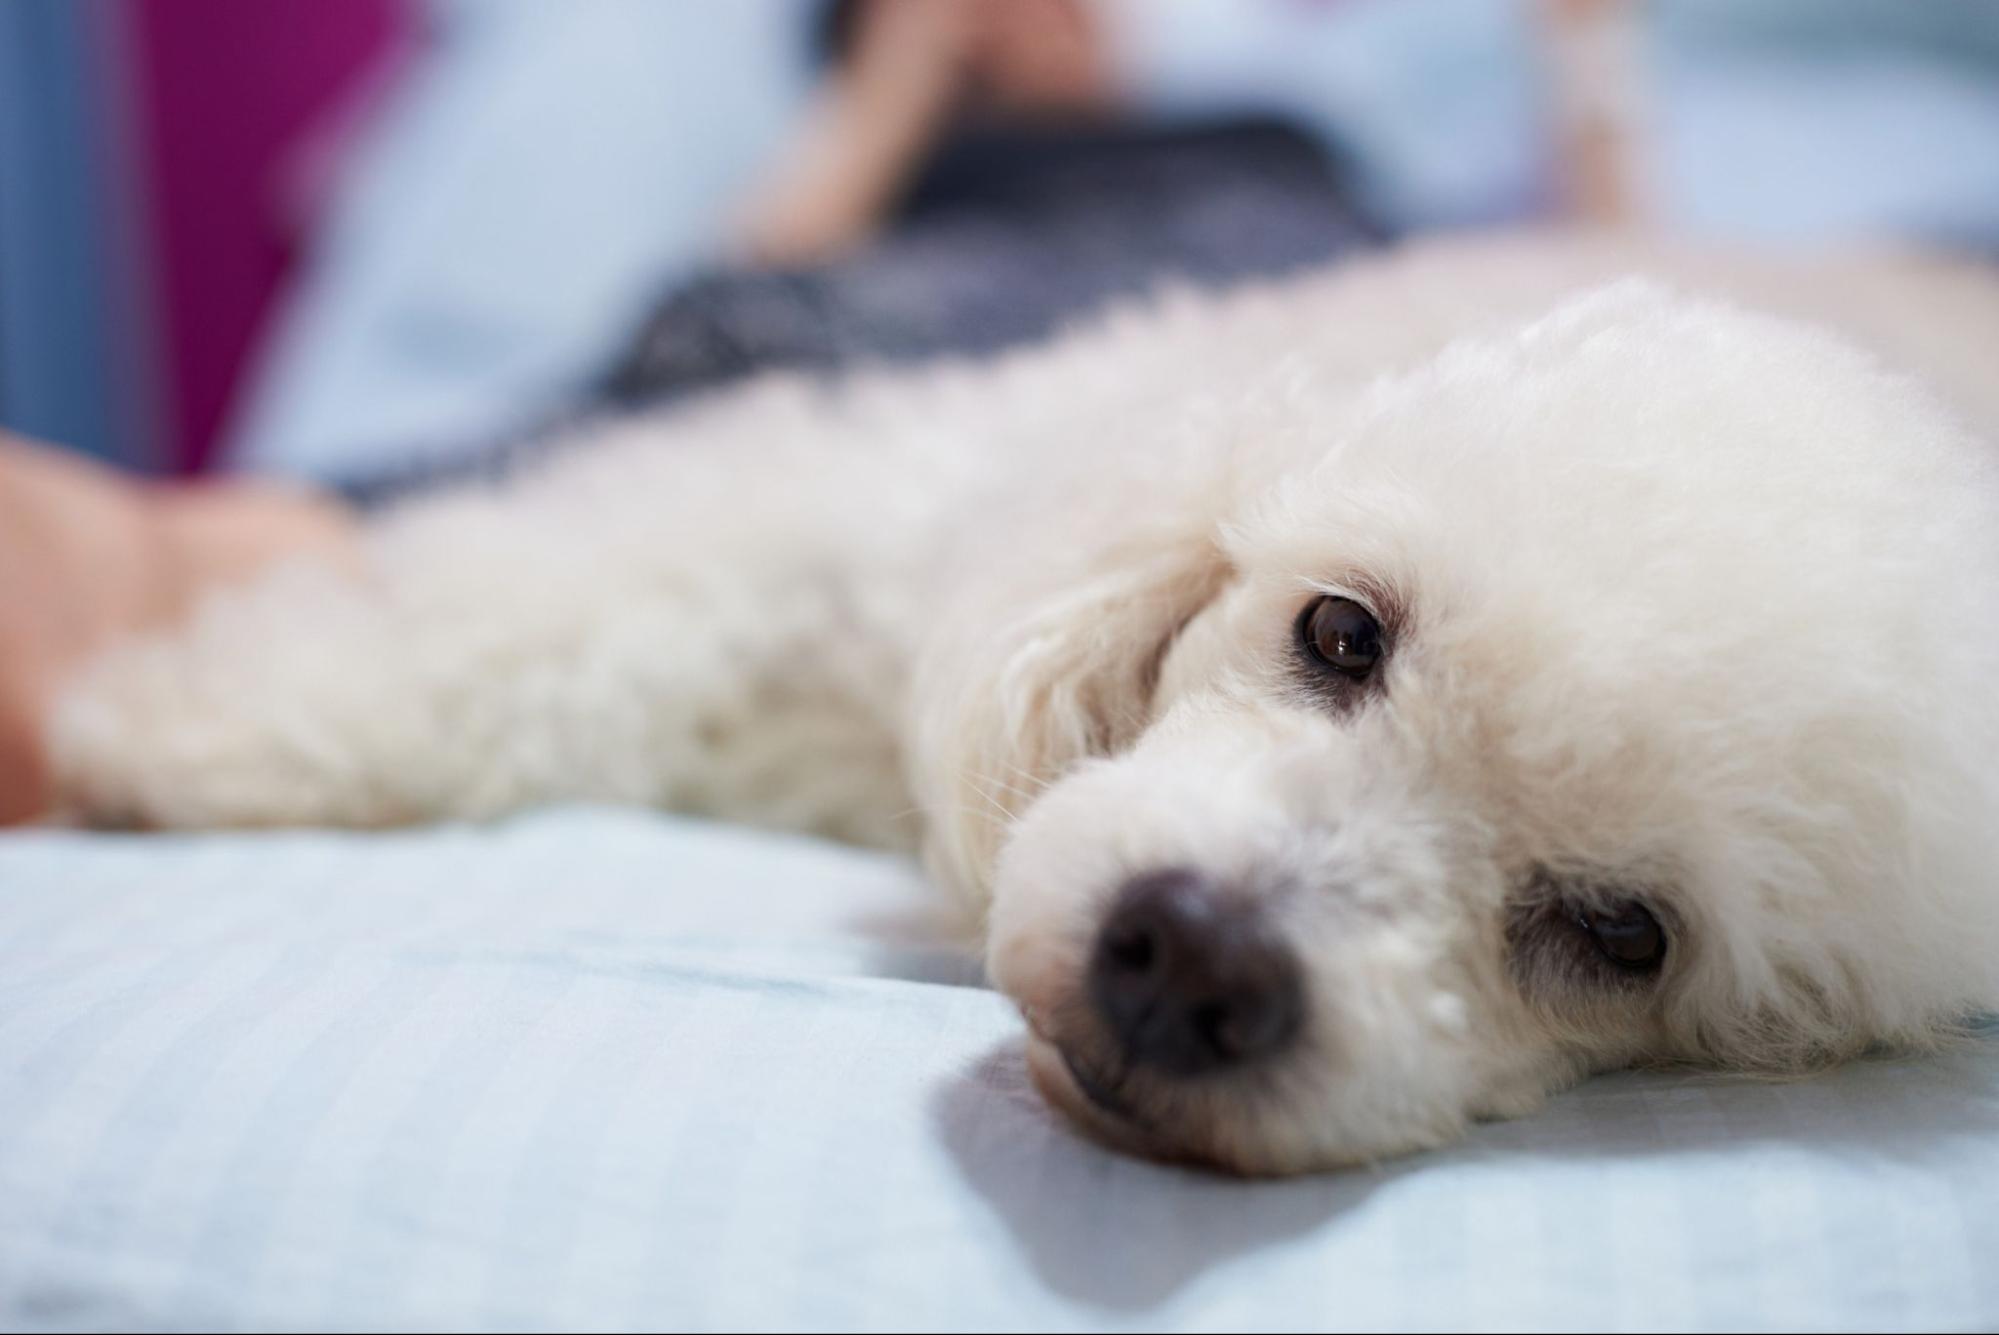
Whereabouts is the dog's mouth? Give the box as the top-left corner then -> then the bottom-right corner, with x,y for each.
1058,1045 -> 1141,1123
1026,1029 -> 1258,1173
1021,1022 -> 1165,1156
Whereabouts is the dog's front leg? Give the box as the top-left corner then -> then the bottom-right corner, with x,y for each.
47,483 -> 918,844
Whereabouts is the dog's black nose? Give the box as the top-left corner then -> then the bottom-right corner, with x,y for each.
1088,867 -> 1304,1077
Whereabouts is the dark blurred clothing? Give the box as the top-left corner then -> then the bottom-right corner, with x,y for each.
602,118 -> 1376,407
338,117 -> 1375,505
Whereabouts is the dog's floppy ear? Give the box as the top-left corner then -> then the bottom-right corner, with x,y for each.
911,514 -> 1233,900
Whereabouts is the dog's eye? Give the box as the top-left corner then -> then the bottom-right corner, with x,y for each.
1576,901 -> 1667,971
1299,596 -> 1383,679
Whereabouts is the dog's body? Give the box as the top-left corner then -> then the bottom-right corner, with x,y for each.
53,233 -> 1999,1172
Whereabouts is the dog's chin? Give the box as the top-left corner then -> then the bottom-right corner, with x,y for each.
1023,1032 -> 1171,1159
1023,1029 -> 1276,1174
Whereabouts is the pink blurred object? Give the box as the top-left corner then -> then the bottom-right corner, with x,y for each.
121,0 -> 411,472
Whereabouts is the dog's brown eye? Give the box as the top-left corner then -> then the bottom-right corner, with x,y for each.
1577,902 -> 1667,971
1299,596 -> 1383,679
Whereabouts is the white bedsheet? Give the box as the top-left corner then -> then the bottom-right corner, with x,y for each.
1,808 -> 1993,1331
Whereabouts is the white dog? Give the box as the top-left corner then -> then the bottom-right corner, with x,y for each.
51,233 -> 1999,1174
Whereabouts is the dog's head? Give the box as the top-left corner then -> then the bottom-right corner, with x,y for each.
913,281 -> 1999,1174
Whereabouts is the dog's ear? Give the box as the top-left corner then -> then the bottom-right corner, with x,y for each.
911,514 -> 1233,900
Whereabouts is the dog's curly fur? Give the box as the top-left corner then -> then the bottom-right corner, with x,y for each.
51,233 -> 1999,1173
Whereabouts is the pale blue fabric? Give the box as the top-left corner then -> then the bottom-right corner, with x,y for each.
226,0 -> 814,482
230,0 -> 1999,484
1,808 -> 1994,1331
1652,0 -> 1999,248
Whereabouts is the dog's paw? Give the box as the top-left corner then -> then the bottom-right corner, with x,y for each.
46,565 -> 425,831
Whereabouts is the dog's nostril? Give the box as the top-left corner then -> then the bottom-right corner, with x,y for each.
1088,867 -> 1304,1078
1102,920 -> 1158,973
1189,1000 -> 1233,1057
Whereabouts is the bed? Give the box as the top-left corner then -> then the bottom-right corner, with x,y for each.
3,808 -> 1994,1331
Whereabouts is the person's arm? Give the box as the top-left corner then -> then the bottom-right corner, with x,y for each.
734,0 -> 1114,267
735,0 -> 978,267
1541,0 -> 1645,224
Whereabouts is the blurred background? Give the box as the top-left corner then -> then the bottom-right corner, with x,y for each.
3,0 -> 1996,492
